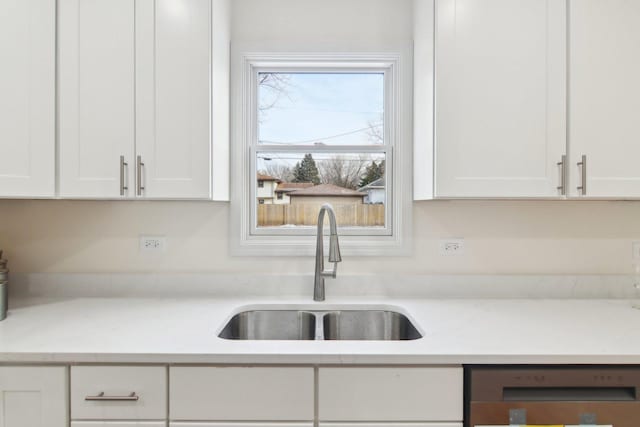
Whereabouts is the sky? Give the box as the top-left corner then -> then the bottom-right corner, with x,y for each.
255,73 -> 386,227
258,73 -> 384,146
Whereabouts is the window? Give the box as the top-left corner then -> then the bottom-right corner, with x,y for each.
231,47 -> 412,256
256,71 -> 388,232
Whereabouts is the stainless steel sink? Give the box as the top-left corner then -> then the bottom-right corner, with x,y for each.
323,310 -> 422,341
218,310 -> 316,340
219,308 -> 422,341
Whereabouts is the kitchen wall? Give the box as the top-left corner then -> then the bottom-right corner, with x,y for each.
1,199 -> 640,275
1,0 -> 640,276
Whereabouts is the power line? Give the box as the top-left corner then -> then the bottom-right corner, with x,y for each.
258,155 -> 384,163
259,123 -> 382,145
268,106 -> 383,115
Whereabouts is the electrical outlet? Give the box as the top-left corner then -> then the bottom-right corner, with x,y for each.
140,235 -> 167,253
439,239 -> 465,256
633,242 -> 640,260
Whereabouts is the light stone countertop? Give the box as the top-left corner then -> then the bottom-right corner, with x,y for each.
2,294 -> 640,364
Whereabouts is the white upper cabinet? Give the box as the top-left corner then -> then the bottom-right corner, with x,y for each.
59,0 -> 136,198
0,0 -> 55,198
569,0 -> 640,198
59,0 -> 214,199
136,0 -> 212,199
434,0 -> 567,198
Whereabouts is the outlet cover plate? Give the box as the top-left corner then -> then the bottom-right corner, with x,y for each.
140,235 -> 167,253
439,239 -> 465,256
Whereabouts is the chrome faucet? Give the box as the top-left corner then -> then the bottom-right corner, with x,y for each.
314,204 -> 342,301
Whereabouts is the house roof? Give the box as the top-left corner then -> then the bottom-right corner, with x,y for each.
358,177 -> 385,191
288,184 -> 366,198
275,182 -> 315,193
257,173 -> 282,183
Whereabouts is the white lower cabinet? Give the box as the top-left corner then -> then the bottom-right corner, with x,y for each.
320,424 -> 462,427
318,367 -> 463,422
0,366 -> 68,427
70,366 -> 167,422
72,423 -> 166,427
170,367 -> 461,424
170,367 -> 314,421
171,424 -> 312,427
1,365 -> 463,427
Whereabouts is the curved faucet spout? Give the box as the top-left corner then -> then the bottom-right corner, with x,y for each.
314,204 -> 342,301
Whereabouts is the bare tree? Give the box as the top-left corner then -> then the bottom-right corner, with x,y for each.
366,114 -> 384,144
259,162 -> 295,183
258,73 -> 293,123
318,155 -> 371,190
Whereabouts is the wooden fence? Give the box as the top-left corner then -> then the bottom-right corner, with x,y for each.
258,203 -> 385,227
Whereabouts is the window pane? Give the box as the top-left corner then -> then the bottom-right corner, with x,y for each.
256,152 -> 386,229
258,73 -> 384,146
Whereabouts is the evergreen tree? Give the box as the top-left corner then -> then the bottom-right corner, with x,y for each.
293,154 -> 320,185
359,160 -> 385,188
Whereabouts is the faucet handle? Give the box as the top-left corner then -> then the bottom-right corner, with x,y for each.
328,234 -> 342,263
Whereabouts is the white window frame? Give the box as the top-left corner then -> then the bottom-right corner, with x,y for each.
230,43 -> 413,257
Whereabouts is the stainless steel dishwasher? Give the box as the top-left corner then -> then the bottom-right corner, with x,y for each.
466,366 -> 640,427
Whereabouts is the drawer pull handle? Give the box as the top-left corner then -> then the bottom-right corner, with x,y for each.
85,392 -> 139,401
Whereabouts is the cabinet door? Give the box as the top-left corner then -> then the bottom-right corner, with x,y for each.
73,423 -> 165,427
135,0 -> 211,199
59,0 -> 135,198
320,424 -> 462,427
0,366 -> 67,427
171,424 -> 312,427
435,0 -> 567,198
170,367 -> 314,421
318,367 -> 463,422
0,0 -> 55,198
570,0 -> 640,198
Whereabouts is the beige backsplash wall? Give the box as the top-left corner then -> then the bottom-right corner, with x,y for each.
1,200 -> 639,274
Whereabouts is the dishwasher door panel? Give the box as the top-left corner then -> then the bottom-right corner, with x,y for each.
470,401 -> 640,427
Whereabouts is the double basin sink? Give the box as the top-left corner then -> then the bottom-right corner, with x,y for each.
219,308 -> 422,341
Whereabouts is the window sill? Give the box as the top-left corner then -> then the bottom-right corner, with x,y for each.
230,233 -> 412,257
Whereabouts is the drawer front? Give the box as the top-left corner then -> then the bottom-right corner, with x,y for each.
71,366 -> 167,420
72,423 -> 165,427
170,367 -> 314,421
318,367 -> 463,421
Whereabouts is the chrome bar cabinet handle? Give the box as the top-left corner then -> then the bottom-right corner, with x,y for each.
557,154 -> 566,195
120,156 -> 128,196
85,391 -> 139,402
137,155 -> 145,196
577,154 -> 587,196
